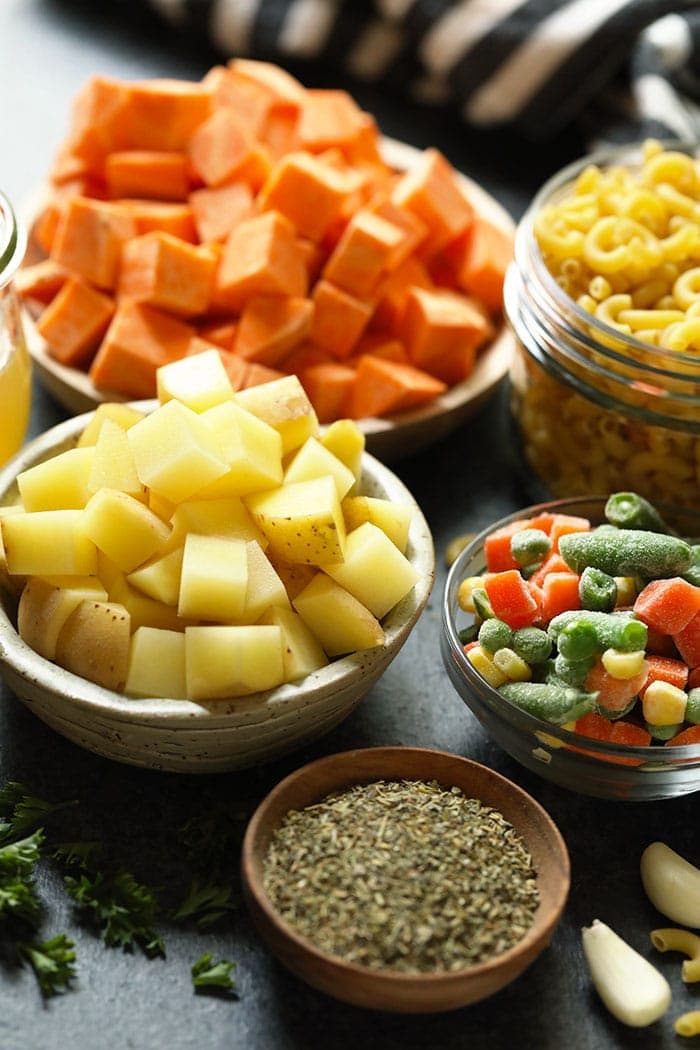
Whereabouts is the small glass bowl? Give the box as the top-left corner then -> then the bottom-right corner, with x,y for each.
441,496 -> 700,801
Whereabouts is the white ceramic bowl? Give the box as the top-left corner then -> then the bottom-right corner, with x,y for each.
0,406 -> 434,773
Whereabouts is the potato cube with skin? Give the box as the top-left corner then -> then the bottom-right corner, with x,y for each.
162,496 -> 267,554
284,437 -> 355,500
87,418 -> 147,501
239,541 -> 290,622
246,476 -> 346,565
82,489 -> 171,573
234,375 -> 319,454
178,533 -> 248,621
321,419 -> 365,483
195,401 -> 283,498
55,599 -> 131,691
77,402 -> 145,447
323,522 -> 419,618
18,575 -> 108,661
108,574 -> 188,632
266,554 -> 316,600
156,348 -> 234,413
185,624 -> 285,698
2,511 -> 97,577
125,627 -> 187,698
259,605 -> 328,681
293,574 -> 384,656
127,546 -> 183,607
18,447 -> 95,511
127,399 -> 229,503
342,496 -> 412,553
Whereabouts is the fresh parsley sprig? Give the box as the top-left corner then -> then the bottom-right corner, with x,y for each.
173,878 -> 239,930
18,934 -> 77,997
191,951 -> 237,993
64,870 -> 165,958
0,829 -> 45,927
0,782 -> 75,844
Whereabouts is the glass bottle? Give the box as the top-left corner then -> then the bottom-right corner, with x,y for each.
0,190 -> 30,465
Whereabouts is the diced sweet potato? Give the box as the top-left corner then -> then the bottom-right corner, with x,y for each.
322,209 -> 405,299
258,152 -> 364,242
346,356 -> 446,418
299,362 -> 355,423
105,150 -> 190,201
311,280 -> 372,358
235,295 -> 313,366
36,277 -> 114,366
447,216 -> 513,313
51,197 -> 137,289
391,148 -> 474,256
188,107 -> 271,189
214,212 -> 308,312
15,260 -> 69,305
119,231 -> 217,317
121,200 -> 198,242
188,182 -> 254,243
400,286 -> 494,383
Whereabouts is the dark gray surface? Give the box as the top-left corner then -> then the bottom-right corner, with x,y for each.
2,3 -> 698,1048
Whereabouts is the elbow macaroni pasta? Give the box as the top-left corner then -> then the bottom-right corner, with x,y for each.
651,928 -> 700,983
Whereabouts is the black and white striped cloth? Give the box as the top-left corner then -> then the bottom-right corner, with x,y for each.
146,0 -> 700,144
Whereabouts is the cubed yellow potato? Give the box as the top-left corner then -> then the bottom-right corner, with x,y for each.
149,490 -> 177,522
125,627 -> 187,698
162,496 -> 267,554
235,375 -> 319,454
77,402 -> 145,448
185,624 -> 285,699
127,399 -> 229,503
239,541 -> 290,622
55,599 -> 131,691
17,447 -> 95,511
17,575 -> 108,660
324,522 -> 419,618
259,605 -> 328,682
246,476 -> 346,565
0,505 -> 26,596
195,401 -> 283,498
82,489 -> 171,573
321,419 -> 365,482
2,510 -> 97,577
157,348 -> 234,413
108,574 -> 188,632
127,546 -> 183,607
178,533 -> 248,621
293,574 -> 384,656
283,437 -> 355,499
342,496 -> 412,553
87,418 -> 147,501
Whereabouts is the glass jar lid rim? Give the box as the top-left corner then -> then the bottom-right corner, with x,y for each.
0,191 -> 26,288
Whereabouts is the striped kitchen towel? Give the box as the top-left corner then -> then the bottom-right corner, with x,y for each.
147,0 -> 700,143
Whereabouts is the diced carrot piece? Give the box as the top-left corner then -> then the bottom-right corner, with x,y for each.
371,255 -> 434,332
528,512 -> 557,534
645,626 -> 680,658
281,342 -> 333,374
322,210 -> 405,299
15,260 -> 69,305
665,725 -> 700,747
227,59 -> 307,109
214,212 -> 308,312
89,300 -> 195,398
400,287 -> 494,384
641,654 -> 689,696
528,552 -> 573,588
585,661 -> 648,715
118,78 -> 214,152
105,151 -> 190,201
198,320 -> 239,351
444,217 -> 513,313
549,514 -> 591,551
36,277 -> 114,367
391,148 -> 474,256
235,295 -> 313,366
463,640 -> 480,654
575,712 -> 612,741
188,182 -> 254,244
51,197 -> 137,289
188,108 -> 271,189
609,721 -> 652,747
634,578 -> 700,635
540,572 -> 581,621
674,612 -> 700,667
366,192 -> 428,267
259,152 -> 364,242
484,570 -> 540,630
298,362 -> 355,423
119,232 -> 217,317
349,334 -> 410,365
310,280 -> 372,358
241,362 -> 286,388
483,520 -> 535,573
120,200 -> 197,242
345,356 -> 446,419
689,666 -> 700,690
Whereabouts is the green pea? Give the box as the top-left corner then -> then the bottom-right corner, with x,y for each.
510,529 -> 550,567
478,618 -> 513,655
512,626 -> 552,664
685,688 -> 700,725
558,619 -> 599,662
646,723 -> 683,741
553,652 -> 594,688
579,566 -> 617,613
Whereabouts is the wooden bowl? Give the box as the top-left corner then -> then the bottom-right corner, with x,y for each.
21,137 -> 514,462
241,746 -> 570,1012
0,409 -> 434,773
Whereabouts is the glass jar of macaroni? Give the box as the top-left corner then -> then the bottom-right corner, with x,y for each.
505,143 -> 700,509
0,191 -> 30,466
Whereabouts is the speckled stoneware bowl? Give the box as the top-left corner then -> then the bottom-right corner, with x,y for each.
0,405 -> 434,773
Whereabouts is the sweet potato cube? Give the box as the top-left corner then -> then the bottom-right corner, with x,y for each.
371,255 -> 434,332
258,152 -> 364,242
451,216 -> 513,313
105,150 -> 190,201
215,212 -> 307,311
227,59 -> 307,107
298,363 -> 356,424
189,182 -> 254,243
121,200 -> 197,242
89,301 -> 196,399
157,346 -> 234,412
242,363 -> 286,388
119,231 -> 217,317
64,75 -> 132,167
296,89 -> 368,154
311,280 -> 372,358
82,488 -> 171,573
281,342 -> 333,375
198,320 -> 239,351
391,148 -> 474,256
202,66 -> 272,136
51,197 -> 137,289
235,295 -> 313,366
350,334 -> 409,365
401,287 -> 493,383
36,277 -> 114,366
188,107 -> 270,189
322,210 -> 405,299
366,192 -> 428,265
346,356 -> 446,418
15,260 -> 69,305
119,78 -> 213,152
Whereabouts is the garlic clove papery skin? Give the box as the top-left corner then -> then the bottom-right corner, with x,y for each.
641,842 -> 700,928
582,919 -> 671,1028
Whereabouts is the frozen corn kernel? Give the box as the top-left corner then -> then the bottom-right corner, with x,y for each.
642,680 -> 688,726
493,647 -> 532,682
602,648 -> 647,680
458,576 -> 486,613
466,643 -> 509,687
614,576 -> 639,607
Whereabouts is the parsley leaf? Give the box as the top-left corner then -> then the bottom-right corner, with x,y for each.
172,878 -> 238,930
64,870 -> 165,958
191,951 -> 237,993
0,782 -> 74,844
52,841 -> 101,870
18,933 -> 77,997
0,830 -> 44,927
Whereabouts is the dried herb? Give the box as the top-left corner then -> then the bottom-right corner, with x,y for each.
263,779 -> 540,973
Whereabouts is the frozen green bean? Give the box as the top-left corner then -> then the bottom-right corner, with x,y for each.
499,682 -> 597,725
559,529 -> 692,578
578,566 -> 617,612
512,627 -> 552,664
552,652 -> 595,688
557,619 -> 599,662
604,492 -> 675,534
548,610 -> 648,653
472,588 -> 494,621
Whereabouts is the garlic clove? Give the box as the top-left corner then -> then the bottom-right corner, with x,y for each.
582,919 -> 671,1027
641,842 -> 700,928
